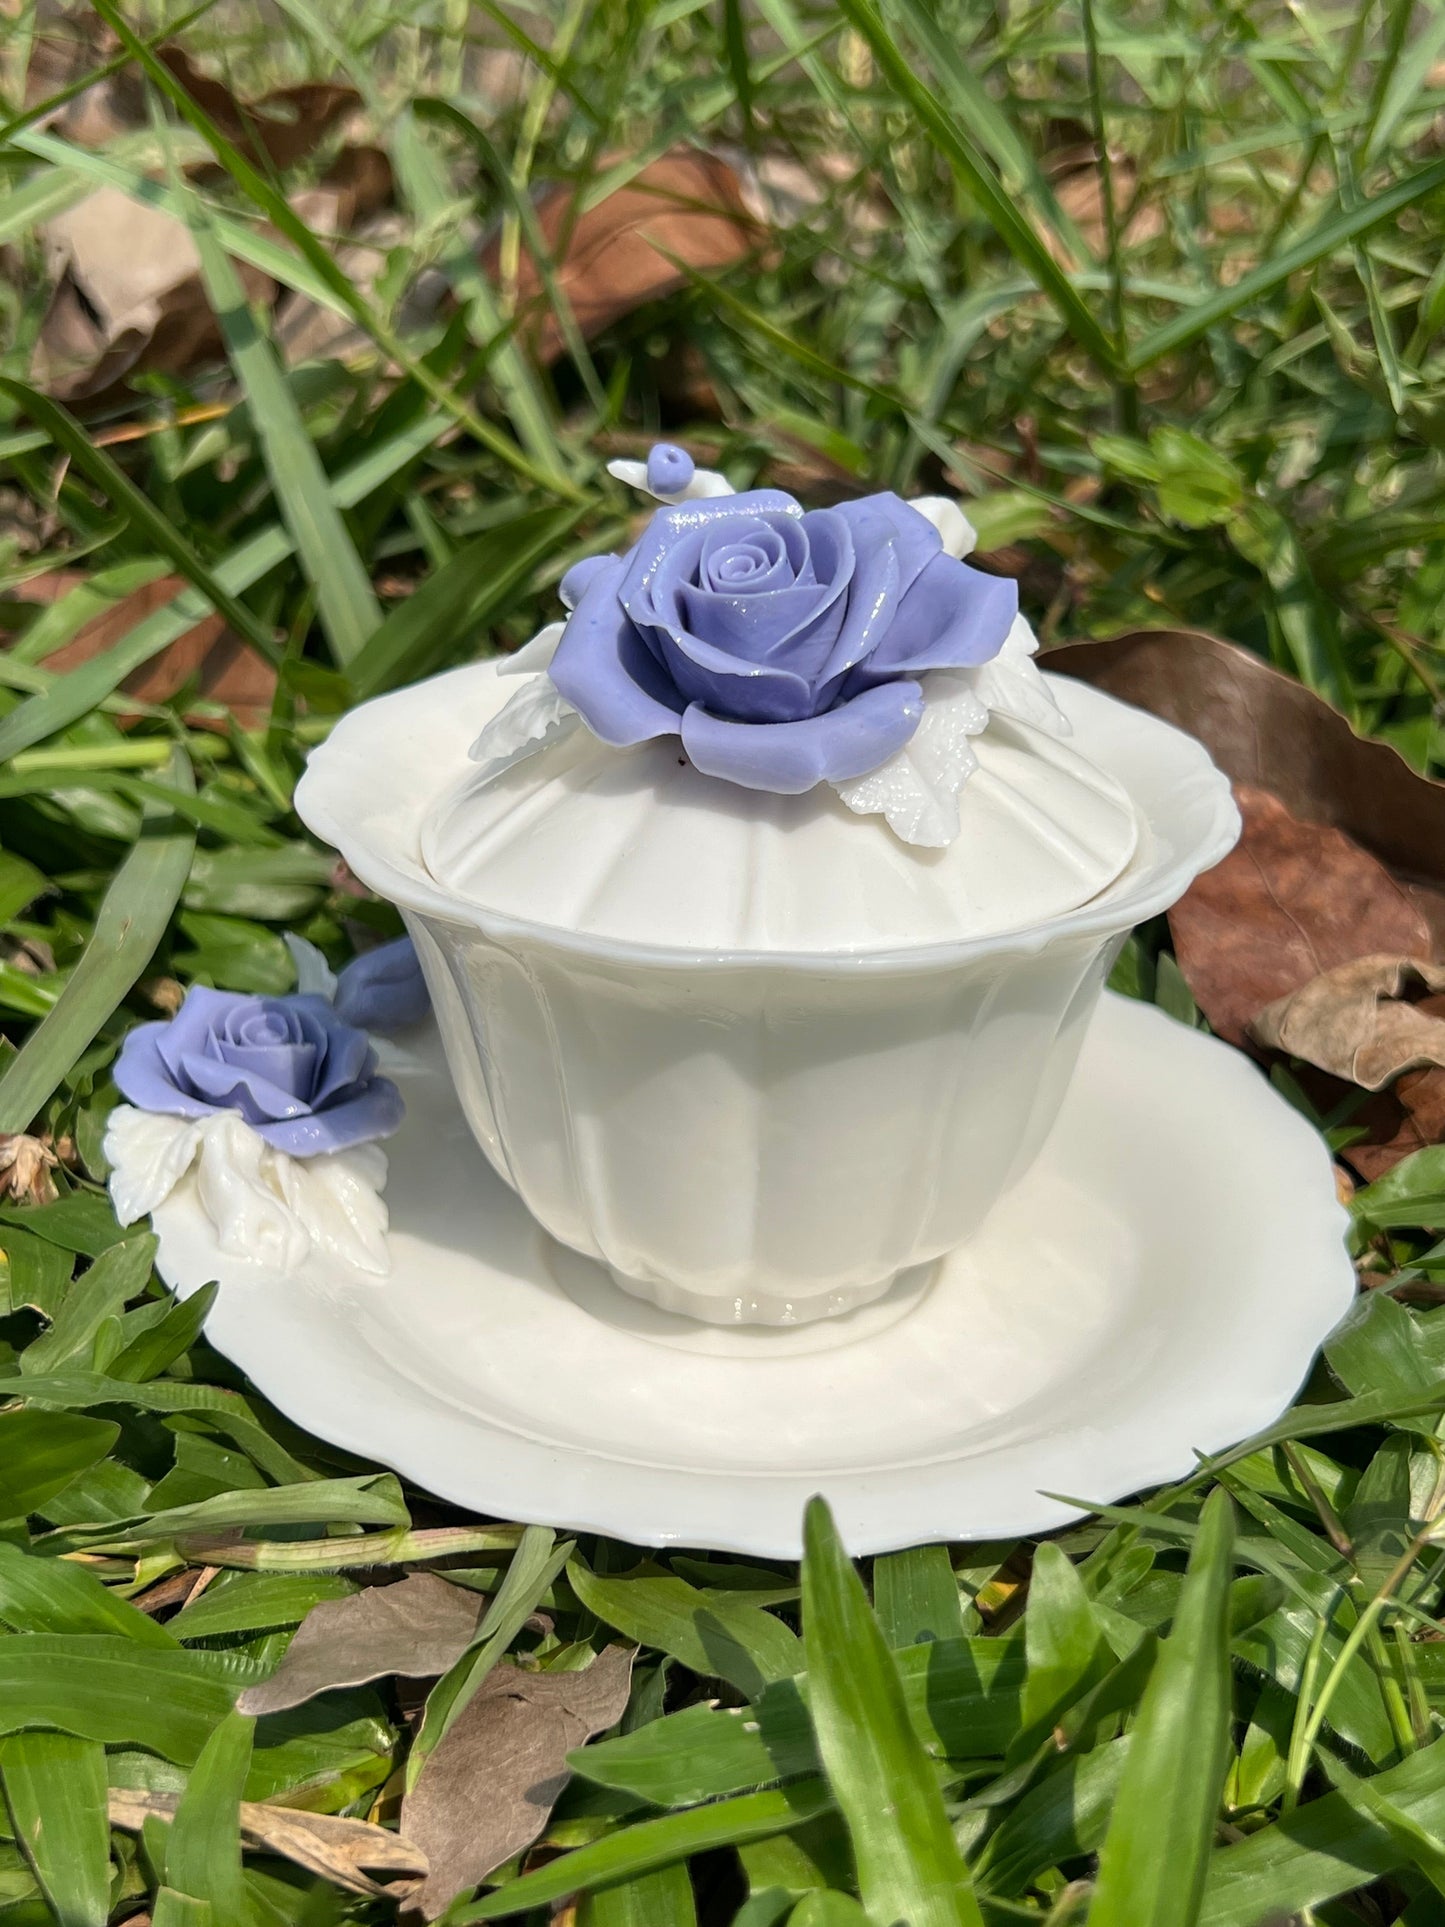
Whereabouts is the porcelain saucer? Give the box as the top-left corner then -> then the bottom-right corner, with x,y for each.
148,993 -> 1355,1557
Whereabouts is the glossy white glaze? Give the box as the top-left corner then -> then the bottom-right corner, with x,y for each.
296,667 -> 1238,1321
143,1000 -> 1354,1553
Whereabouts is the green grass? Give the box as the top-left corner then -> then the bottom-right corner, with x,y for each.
2,0 -> 1445,1920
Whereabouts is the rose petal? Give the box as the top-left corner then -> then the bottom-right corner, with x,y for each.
617,492 -> 803,635
549,560 -> 684,746
831,492 -> 941,596
256,1077 -> 405,1157
179,1049 -> 313,1123
153,986 -> 253,1085
114,1022 -> 220,1121
559,553 -> 618,612
680,680 -> 925,792
910,496 -> 977,558
217,1039 -> 319,1099
675,579 -> 842,666
804,502 -> 904,691
635,507 -> 852,717
845,551 -> 1017,689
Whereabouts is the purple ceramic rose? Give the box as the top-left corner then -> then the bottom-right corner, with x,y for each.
548,487 -> 1018,792
114,986 -> 403,1156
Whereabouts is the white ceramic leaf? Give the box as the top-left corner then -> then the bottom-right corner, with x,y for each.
467,672 -> 579,783
605,457 -> 735,502
105,1105 -> 391,1277
909,496 -> 978,557
832,668 -> 989,846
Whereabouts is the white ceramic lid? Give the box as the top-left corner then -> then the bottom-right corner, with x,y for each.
417,666 -> 1141,953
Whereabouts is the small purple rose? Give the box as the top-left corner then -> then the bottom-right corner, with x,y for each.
114,986 -> 403,1157
334,937 -> 430,1033
548,483 -> 1017,793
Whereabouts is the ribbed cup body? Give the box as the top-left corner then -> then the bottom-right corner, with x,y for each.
407,911 -> 1123,1323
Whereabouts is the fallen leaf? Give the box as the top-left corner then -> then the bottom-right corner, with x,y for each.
1048,627 -> 1445,1175
109,1789 -> 427,1900
402,1645 -> 635,1920
7,571 -> 275,727
1045,628 -> 1445,944
236,1572 -> 486,1716
33,138 -> 389,402
482,148 -> 766,364
0,1133 -> 59,1206
1250,956 -> 1445,1088
21,19 -> 143,147
33,185 -> 275,405
1044,140 -> 1165,262
1353,1068 -> 1445,1178
1163,784 -> 1432,1047
273,149 -> 402,367
159,48 -> 360,174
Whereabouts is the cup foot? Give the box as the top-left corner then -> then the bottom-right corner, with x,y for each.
602,1260 -> 918,1330
540,1240 -> 939,1355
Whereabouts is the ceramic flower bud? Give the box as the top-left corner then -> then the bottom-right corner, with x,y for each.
105,987 -> 403,1275
334,937 -> 431,1032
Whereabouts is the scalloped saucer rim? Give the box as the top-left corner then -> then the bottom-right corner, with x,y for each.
146,995 -> 1355,1557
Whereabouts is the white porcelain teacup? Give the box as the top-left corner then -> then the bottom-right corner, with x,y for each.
297,663 -> 1237,1324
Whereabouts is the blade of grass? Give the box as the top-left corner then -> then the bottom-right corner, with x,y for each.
871,1545 -> 965,1649
834,0 -> 1124,376
0,164 -> 93,245
407,1525 -> 571,1783
347,501 -> 585,698
0,379 -> 279,664
83,0 -> 584,503
885,0 -> 1092,264
450,1783 -> 833,1921
1131,153 -> 1445,367
0,749 -> 195,1134
0,1732 -> 110,1926
802,1495 -> 985,1927
1089,1487 -> 1236,1927
387,108 -> 570,469
156,1712 -> 253,1922
10,128 -> 354,319
0,409 -> 446,761
187,206 -> 381,667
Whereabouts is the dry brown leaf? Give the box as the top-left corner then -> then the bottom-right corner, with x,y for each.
1044,147 -> 1165,262
21,20 -> 143,147
1045,628 -> 1445,945
33,186 -> 275,405
1250,956 -> 1445,1088
0,1134 -> 59,1207
159,48 -> 360,174
482,148 -> 765,364
402,1645 -> 635,1921
1352,1068 -> 1445,1179
1164,784 -> 1432,1047
7,570 -> 275,726
236,1572 -> 485,1716
1048,627 -> 1445,1175
108,1789 -> 427,1900
33,126 -> 390,402
273,150 -> 402,367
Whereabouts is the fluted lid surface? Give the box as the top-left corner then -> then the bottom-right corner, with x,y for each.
418,664 -> 1140,953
